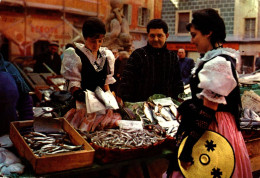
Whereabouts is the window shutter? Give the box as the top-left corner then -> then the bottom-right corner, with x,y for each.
146,8 -> 150,26
138,7 -> 142,26
128,5 -> 132,25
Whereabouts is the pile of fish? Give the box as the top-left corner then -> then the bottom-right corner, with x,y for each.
22,131 -> 83,157
86,129 -> 165,149
240,108 -> 260,129
135,99 -> 180,137
64,108 -> 122,132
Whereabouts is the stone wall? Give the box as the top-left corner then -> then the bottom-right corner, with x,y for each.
161,0 -> 235,41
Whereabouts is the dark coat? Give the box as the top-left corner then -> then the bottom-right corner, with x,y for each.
179,57 -> 195,85
34,51 -> 61,74
117,43 -> 184,102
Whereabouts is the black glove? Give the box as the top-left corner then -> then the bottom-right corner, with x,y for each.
179,105 -> 216,163
73,89 -> 85,102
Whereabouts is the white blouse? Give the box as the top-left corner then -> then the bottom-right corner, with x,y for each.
61,42 -> 116,91
195,48 -> 239,105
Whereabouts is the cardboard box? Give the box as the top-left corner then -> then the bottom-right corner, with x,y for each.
10,118 -> 95,174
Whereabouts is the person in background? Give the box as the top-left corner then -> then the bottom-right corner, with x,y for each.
255,53 -> 260,71
165,8 -> 252,178
0,53 -> 33,136
61,43 -> 74,61
117,19 -> 184,102
34,41 -> 61,75
112,48 -> 119,60
110,51 -> 129,92
177,48 -> 195,85
61,17 -> 116,102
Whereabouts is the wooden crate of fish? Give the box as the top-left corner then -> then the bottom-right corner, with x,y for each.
46,75 -> 66,91
34,85 -> 53,101
9,118 -> 95,174
85,129 -> 167,164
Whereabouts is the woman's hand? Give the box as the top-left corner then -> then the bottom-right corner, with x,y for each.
176,113 -> 181,123
103,84 -> 110,91
180,160 -> 192,170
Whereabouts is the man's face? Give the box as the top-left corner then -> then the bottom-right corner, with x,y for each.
49,45 -> 58,54
177,49 -> 186,59
147,28 -> 169,48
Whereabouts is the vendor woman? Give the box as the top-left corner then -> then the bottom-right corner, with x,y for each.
61,17 -> 116,102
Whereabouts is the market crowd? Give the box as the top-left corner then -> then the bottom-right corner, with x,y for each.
0,8 -> 253,178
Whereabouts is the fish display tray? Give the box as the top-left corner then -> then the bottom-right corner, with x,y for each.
34,85 -> 52,101
46,75 -> 66,91
10,118 -> 95,174
90,137 -> 169,164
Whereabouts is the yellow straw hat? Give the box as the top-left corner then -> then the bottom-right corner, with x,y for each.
178,130 -> 235,178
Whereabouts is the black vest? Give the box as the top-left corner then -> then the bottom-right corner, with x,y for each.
75,48 -> 108,92
190,54 -> 241,130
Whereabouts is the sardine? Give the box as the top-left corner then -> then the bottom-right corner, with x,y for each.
158,104 -> 175,121
60,144 -> 83,150
30,132 -> 47,137
45,149 -> 71,155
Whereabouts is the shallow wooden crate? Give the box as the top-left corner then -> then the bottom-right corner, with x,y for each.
245,137 -> 260,172
34,85 -> 51,101
9,118 -> 95,175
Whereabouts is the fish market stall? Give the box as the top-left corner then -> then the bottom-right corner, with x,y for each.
9,118 -> 95,174
61,92 -> 177,164
0,90 -> 174,177
239,83 -> 260,172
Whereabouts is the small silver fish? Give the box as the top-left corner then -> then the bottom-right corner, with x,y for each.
30,132 -> 47,137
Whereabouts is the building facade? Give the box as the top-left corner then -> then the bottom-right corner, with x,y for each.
0,0 -> 162,60
162,0 -> 260,73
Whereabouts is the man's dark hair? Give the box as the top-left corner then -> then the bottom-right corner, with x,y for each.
146,19 -> 168,34
186,8 -> 226,48
82,17 -> 106,39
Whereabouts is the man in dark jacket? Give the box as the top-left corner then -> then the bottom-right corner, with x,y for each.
34,41 -> 61,74
177,48 -> 195,85
117,19 -> 184,102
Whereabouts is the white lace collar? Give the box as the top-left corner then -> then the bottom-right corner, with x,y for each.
74,42 -> 108,72
192,48 -> 240,74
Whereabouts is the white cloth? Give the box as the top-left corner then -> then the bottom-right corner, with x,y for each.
195,48 -> 239,104
61,42 -> 116,91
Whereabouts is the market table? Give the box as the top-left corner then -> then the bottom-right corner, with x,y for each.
18,148 -> 172,178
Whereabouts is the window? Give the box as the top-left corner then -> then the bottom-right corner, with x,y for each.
175,11 -> 191,35
123,4 -> 132,25
241,55 -> 254,73
245,18 -> 256,38
138,7 -> 150,27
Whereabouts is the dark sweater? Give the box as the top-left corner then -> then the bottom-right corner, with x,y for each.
117,43 -> 184,102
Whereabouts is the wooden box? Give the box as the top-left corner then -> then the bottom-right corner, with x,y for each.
46,75 -> 66,91
10,118 -> 95,174
34,85 -> 52,101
